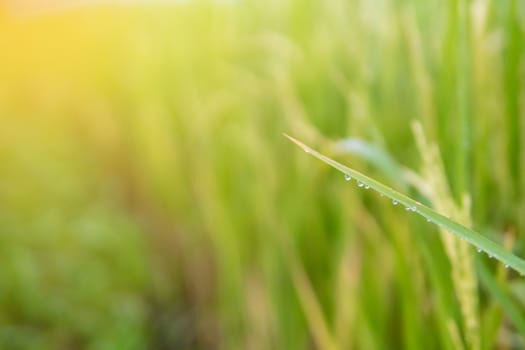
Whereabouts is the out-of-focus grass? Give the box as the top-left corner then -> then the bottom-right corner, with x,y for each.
0,0 -> 523,349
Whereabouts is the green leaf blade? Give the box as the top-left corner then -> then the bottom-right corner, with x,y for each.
284,134 -> 525,275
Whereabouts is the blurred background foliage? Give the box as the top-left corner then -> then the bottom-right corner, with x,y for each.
0,0 -> 524,349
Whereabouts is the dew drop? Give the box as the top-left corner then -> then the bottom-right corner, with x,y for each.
405,207 -> 411,211
365,185 -> 370,190
505,264 -> 509,269
358,182 -> 365,187
303,147 -> 310,153
426,218 -> 432,222
477,248 -> 482,253
488,254 -> 493,259
344,174 -> 352,181
393,200 -> 398,205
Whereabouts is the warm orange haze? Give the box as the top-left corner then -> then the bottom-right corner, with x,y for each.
0,0 -> 524,349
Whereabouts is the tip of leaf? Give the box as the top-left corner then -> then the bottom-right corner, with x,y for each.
283,133 -> 307,149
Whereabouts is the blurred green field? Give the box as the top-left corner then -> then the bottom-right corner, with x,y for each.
0,0 -> 524,349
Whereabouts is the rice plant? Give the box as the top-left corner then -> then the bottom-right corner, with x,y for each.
0,0 -> 523,349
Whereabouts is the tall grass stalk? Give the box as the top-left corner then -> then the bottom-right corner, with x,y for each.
413,121 -> 479,350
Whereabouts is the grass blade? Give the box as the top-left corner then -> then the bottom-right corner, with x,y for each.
477,259 -> 525,337
284,134 -> 525,276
